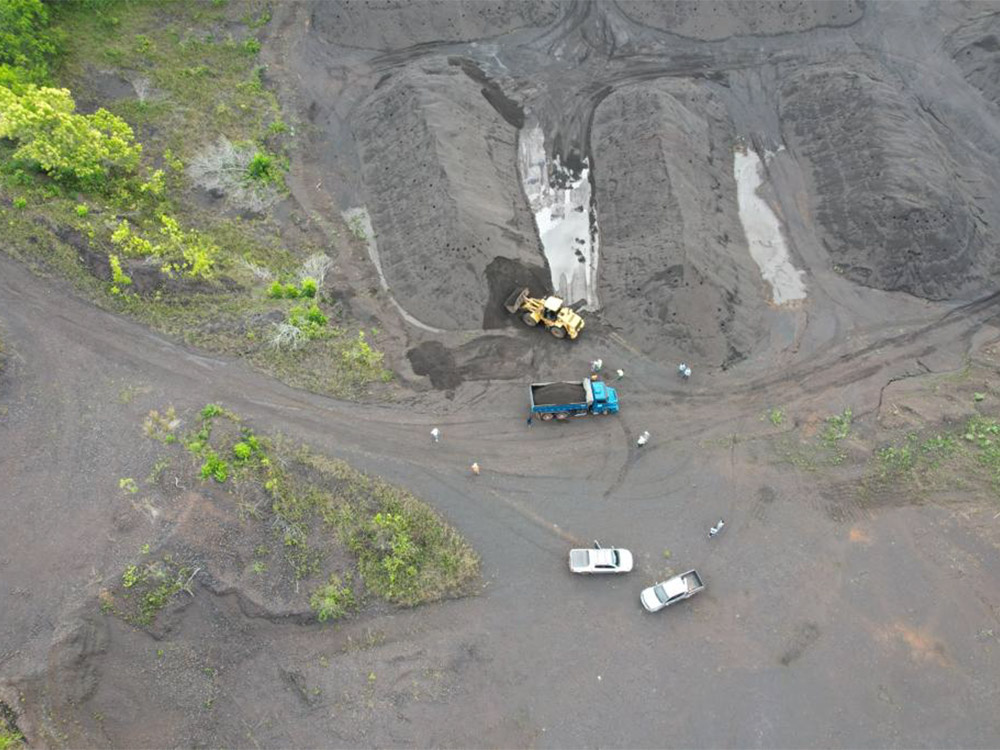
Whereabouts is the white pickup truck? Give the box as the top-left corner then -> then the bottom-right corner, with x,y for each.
640,570 -> 704,612
568,543 -> 634,574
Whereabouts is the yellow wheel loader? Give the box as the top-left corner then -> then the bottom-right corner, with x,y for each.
504,288 -> 585,340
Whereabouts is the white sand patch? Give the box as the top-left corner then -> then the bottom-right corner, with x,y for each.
733,146 -> 807,305
518,124 -> 599,310
344,207 -> 446,333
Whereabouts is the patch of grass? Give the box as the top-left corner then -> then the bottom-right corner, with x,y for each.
147,457 -> 170,483
822,408 -> 853,446
310,574 -> 356,622
767,407 -> 784,426
347,213 -> 367,241
315,453 -> 480,606
141,405 -> 480,610
144,405 -> 180,443
0,727 -> 24,750
110,555 -> 193,626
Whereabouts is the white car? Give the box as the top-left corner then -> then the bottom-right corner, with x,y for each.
640,570 -> 704,612
568,543 -> 634,574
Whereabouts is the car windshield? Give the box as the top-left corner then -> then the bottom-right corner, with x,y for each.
654,585 -> 670,604
611,550 -> 619,566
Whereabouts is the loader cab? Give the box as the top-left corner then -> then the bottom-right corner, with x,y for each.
542,296 -> 564,321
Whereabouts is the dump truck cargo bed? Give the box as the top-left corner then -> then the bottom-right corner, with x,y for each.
531,382 -> 588,406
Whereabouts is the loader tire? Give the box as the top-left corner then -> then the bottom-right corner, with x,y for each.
522,312 -> 538,327
550,325 -> 567,339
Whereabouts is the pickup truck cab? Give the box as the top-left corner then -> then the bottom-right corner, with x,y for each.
568,544 -> 634,574
640,570 -> 704,612
530,379 -> 619,421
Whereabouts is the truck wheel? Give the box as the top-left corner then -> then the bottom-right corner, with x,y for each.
521,312 -> 538,327
555,412 -> 570,421
550,326 -> 566,339
540,413 -> 554,421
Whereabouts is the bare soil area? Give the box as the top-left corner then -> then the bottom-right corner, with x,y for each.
4,1 -> 1000,748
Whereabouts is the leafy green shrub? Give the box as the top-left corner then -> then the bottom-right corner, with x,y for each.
247,150 -> 275,183
300,276 -> 317,298
280,304 -> 328,343
822,408 -> 852,446
309,574 -> 355,622
108,253 -> 132,295
0,0 -> 59,86
0,85 -> 141,189
305,303 -> 327,326
12,197 -> 26,209
110,216 -> 219,279
200,403 -> 223,419
200,449 -> 229,482
282,283 -> 300,299
242,37 -> 261,55
233,441 -> 252,461
267,280 -> 283,299
342,330 -> 383,370
122,564 -> 146,588
0,726 -> 25,749
75,203 -> 89,217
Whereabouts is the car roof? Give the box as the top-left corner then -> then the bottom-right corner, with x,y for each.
591,549 -> 618,566
661,576 -> 687,599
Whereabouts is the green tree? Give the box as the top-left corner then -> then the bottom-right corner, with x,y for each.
0,0 -> 60,86
0,85 -> 141,189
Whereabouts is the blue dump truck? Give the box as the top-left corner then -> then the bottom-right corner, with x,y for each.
529,379 -> 620,421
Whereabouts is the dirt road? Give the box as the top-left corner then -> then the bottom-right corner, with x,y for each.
3,247 -> 1000,747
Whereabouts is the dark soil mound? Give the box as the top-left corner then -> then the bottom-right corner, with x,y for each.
614,0 -> 863,41
779,59 -> 989,300
592,79 -> 764,364
353,60 -> 542,330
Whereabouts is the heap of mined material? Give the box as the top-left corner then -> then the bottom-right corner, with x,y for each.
592,79 -> 765,365
779,57 -> 992,300
353,60 -> 540,330
613,0 -> 862,40
309,0 -> 559,49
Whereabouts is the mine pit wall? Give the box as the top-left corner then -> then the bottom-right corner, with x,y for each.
353,60 -> 542,331
592,79 -> 766,365
778,58 -> 990,301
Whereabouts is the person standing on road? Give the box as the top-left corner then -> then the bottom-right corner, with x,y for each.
636,430 -> 650,447
709,519 -> 725,538
616,368 -> 624,380
591,358 -> 603,373
430,427 -> 440,443
678,363 -> 692,379
527,415 -> 533,427
471,462 -> 480,476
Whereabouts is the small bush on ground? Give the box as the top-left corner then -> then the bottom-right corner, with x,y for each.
111,215 -> 219,280
310,574 -> 355,622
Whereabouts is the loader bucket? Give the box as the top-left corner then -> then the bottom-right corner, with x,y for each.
504,287 -> 531,314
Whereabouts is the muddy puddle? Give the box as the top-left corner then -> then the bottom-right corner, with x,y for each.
732,146 -> 807,306
517,123 -> 599,309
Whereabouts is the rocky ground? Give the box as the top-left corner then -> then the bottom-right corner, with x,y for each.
4,0 -> 1000,747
